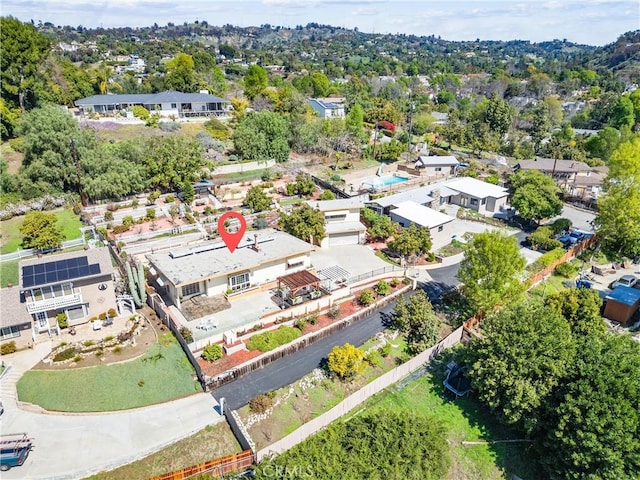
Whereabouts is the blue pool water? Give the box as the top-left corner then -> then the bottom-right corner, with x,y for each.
363,175 -> 409,188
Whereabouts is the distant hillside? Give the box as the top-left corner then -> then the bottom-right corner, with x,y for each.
587,30 -> 640,81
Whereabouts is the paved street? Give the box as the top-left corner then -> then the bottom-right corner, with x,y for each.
211,263 -> 460,410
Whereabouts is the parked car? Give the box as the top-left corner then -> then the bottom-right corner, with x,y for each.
558,230 -> 592,247
0,433 -> 32,472
609,275 -> 638,290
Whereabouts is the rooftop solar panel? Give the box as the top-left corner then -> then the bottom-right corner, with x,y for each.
21,256 -> 102,289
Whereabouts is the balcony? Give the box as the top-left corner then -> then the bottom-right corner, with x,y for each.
26,290 -> 83,314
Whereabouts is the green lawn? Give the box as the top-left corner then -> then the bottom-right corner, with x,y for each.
17,334 -> 202,412
0,208 -> 83,254
213,169 -> 266,183
362,372 -> 540,480
0,259 -> 19,287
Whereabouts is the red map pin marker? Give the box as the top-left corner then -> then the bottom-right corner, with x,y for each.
218,211 -> 247,253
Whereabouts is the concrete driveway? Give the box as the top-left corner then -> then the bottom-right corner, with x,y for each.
0,343 -> 222,480
551,204 -> 596,232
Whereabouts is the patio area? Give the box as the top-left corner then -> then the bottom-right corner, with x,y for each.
276,270 -> 324,307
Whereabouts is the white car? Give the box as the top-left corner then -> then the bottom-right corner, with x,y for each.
609,275 -> 638,290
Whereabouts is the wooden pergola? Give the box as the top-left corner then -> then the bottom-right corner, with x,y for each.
277,270 -> 322,300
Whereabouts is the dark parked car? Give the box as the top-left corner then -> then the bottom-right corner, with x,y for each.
558,230 -> 592,247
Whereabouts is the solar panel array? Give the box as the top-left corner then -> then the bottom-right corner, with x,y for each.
22,256 -> 101,288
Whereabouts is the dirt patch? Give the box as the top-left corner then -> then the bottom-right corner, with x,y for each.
2,149 -> 23,175
180,294 -> 231,322
34,314 -> 162,370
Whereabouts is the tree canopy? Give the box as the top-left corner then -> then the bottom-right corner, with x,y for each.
20,211 -> 64,250
279,204 -> 325,245
467,300 -> 576,433
232,111 -> 290,162
457,230 -> 526,314
327,343 -> 365,379
390,290 -> 440,354
387,223 -> 432,257
244,64 -> 268,100
510,169 -> 563,222
243,186 -> 271,213
255,410 -> 449,479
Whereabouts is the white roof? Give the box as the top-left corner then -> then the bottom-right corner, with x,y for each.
368,184 -> 456,208
417,155 -> 459,166
444,177 -> 508,199
305,197 -> 366,212
390,201 -> 455,229
147,229 -> 314,287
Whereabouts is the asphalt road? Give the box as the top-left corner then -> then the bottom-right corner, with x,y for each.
212,265 -> 460,410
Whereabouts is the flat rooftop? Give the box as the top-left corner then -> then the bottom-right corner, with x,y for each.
390,201 -> 455,228
147,229 -> 314,287
305,196 -> 367,212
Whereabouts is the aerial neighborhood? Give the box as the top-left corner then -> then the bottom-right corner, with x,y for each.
1,12 -> 640,480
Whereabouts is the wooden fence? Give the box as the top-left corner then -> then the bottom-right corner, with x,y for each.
147,450 -> 255,480
527,235 -> 598,287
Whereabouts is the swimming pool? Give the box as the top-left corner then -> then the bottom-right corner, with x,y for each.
362,174 -> 409,189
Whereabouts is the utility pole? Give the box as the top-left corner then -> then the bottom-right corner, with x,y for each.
406,82 -> 415,162
70,139 -> 88,207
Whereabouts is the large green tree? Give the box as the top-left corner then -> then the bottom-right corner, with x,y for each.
142,136 -> 205,190
457,230 -> 526,314
510,170 -> 563,223
545,288 -> 605,337
279,204 -> 325,245
232,111 -> 290,162
390,290 -> 440,354
538,334 -> 640,479
387,223 -> 432,258
164,53 -> 197,92
484,93 -> 512,137
255,410 -> 449,479
467,300 -> 576,433
0,17 -> 50,112
244,65 -> 268,100
595,136 -> 640,256
20,211 -> 64,250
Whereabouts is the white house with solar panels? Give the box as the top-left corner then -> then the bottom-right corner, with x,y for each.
0,248 -> 118,346
146,229 -> 315,310
74,90 -> 229,118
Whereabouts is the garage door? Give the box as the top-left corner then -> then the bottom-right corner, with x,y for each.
329,232 -> 359,246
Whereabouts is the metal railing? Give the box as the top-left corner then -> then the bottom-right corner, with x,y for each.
25,289 -> 83,314
0,238 -> 85,263
347,265 -> 404,285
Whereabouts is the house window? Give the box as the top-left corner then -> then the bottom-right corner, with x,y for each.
229,272 -> 250,292
325,214 -> 347,222
470,198 -> 478,206
287,260 -> 304,269
435,167 -> 442,172
35,311 -> 48,330
0,326 -> 20,340
438,226 -> 444,232
171,103 -> 177,108
481,198 -> 486,205
66,305 -> 86,321
181,283 -> 201,297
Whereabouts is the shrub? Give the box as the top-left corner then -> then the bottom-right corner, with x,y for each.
304,313 -> 318,325
528,226 -> 562,251
113,346 -> 123,354
555,262 -> 578,278
159,122 -> 182,132
164,194 -> 175,203
202,344 -> 223,362
327,304 -> 341,319
83,340 -> 95,347
103,211 -> 114,221
107,308 -> 117,318
179,326 -> 194,343
249,391 -> 276,413
328,343 -> 365,379
247,326 -> 301,352
381,343 -> 392,357
285,183 -> 297,196
146,207 -> 156,220
99,312 -> 107,321
56,312 -> 68,329
358,289 -> 375,306
95,349 -> 104,357
365,350 -> 382,367
550,218 -> 573,235
261,169 -> 272,181
375,280 -> 391,296
389,278 -> 399,288
320,190 -> 336,200
533,247 -> 566,269
1,341 -> 17,355
104,336 -> 114,342
294,319 -> 307,332
112,224 -> 130,235
53,347 -> 78,362
73,355 -> 82,363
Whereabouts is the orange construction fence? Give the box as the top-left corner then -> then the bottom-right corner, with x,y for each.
147,450 -> 255,480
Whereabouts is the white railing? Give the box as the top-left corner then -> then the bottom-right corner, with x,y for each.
26,290 -> 83,314
0,238 -> 85,263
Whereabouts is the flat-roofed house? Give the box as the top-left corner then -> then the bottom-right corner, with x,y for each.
309,98 -> 346,119
414,155 -> 459,179
389,201 -> 456,249
146,229 -> 315,309
444,177 -> 509,214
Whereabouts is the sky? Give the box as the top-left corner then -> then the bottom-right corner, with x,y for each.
2,0 -> 639,46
